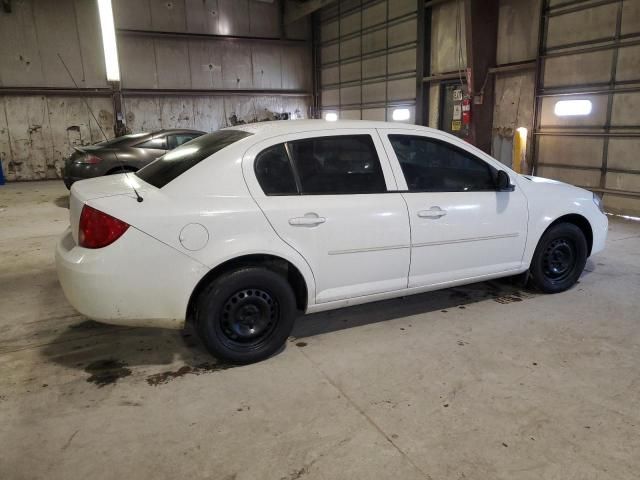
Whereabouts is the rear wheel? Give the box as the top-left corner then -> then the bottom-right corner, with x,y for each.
529,223 -> 587,293
196,267 -> 296,363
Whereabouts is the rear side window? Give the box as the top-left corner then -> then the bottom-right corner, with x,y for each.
388,134 -> 496,192
167,133 -> 202,150
287,135 -> 386,194
254,144 -> 298,195
137,129 -> 252,188
136,137 -> 167,150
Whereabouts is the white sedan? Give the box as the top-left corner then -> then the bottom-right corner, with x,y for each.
56,120 -> 608,363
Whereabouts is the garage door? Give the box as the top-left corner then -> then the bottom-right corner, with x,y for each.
317,0 -> 418,122
534,0 -> 640,216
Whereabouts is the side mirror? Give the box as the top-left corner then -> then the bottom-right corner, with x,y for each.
497,170 -> 515,192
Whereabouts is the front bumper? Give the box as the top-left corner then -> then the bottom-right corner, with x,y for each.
56,227 -> 208,329
591,212 -> 608,255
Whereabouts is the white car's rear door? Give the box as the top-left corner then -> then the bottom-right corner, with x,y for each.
243,129 -> 411,304
379,129 -> 528,288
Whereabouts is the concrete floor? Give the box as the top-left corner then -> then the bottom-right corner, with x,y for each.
0,180 -> 639,480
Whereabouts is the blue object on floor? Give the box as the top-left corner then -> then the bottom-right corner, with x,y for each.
0,161 -> 4,185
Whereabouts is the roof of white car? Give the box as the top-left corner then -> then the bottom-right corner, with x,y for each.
226,119 -> 435,136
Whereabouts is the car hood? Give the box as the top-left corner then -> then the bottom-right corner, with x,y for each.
517,173 -> 594,206
520,174 -> 564,185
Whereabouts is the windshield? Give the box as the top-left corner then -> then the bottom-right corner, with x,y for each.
94,132 -> 150,147
136,129 -> 253,188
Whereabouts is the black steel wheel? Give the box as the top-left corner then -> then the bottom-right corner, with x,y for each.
196,267 -> 296,363
218,288 -> 279,349
529,222 -> 588,293
542,238 -> 576,282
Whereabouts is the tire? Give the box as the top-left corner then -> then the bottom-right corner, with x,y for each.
196,267 -> 296,364
529,223 -> 588,293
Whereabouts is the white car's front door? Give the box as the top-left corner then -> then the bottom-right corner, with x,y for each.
379,129 -> 528,288
244,130 -> 411,304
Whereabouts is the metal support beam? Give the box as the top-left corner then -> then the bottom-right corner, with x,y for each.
116,29 -> 308,45
311,11 -> 321,118
531,0 -> 548,176
110,81 -> 127,137
415,1 -> 432,126
120,88 -> 312,97
284,0 -> 337,24
0,87 -> 112,96
464,0 -> 499,154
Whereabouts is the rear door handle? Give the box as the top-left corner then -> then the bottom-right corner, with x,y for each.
289,215 -> 326,226
417,207 -> 447,219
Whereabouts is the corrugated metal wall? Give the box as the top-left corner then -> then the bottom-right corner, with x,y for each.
0,0 -> 113,181
0,0 -> 312,181
115,0 -> 313,135
535,0 -> 640,216
491,0 -> 540,168
318,0 -> 418,122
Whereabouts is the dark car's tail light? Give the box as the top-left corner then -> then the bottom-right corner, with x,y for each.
79,205 -> 129,249
77,154 -> 102,165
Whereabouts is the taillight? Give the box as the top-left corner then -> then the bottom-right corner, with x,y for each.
77,154 -> 102,165
79,205 -> 129,249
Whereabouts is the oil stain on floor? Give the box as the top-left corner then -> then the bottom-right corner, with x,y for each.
85,359 -> 132,388
146,362 -> 235,386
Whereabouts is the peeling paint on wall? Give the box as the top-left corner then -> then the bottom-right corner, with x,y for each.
492,72 -> 535,169
0,96 -> 114,181
123,95 -> 310,135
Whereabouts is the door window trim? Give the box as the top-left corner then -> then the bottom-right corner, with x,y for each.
380,130 -> 506,193
252,132 -> 394,196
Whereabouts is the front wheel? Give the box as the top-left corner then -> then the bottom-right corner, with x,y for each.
196,267 -> 296,363
529,223 -> 588,293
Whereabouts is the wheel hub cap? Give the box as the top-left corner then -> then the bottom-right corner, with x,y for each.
543,238 -> 576,280
221,289 -> 278,344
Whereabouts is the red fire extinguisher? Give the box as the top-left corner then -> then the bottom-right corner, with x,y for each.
461,96 -> 472,126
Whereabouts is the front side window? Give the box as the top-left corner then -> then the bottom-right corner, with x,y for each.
254,144 -> 298,196
287,135 -> 386,194
388,135 -> 496,192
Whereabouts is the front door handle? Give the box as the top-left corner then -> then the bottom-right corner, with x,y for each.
417,207 -> 447,219
289,214 -> 326,226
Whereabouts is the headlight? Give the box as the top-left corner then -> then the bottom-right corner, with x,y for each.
593,192 -> 605,213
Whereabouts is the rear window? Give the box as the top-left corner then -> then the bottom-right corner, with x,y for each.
95,132 -> 150,147
136,129 -> 252,188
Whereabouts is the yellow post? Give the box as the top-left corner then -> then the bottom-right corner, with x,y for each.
512,127 -> 528,174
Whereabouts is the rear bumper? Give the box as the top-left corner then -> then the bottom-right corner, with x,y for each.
63,175 -> 82,189
55,227 -> 208,329
63,164 -> 103,189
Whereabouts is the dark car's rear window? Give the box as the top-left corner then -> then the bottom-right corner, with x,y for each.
136,129 -> 252,188
95,132 -> 150,147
